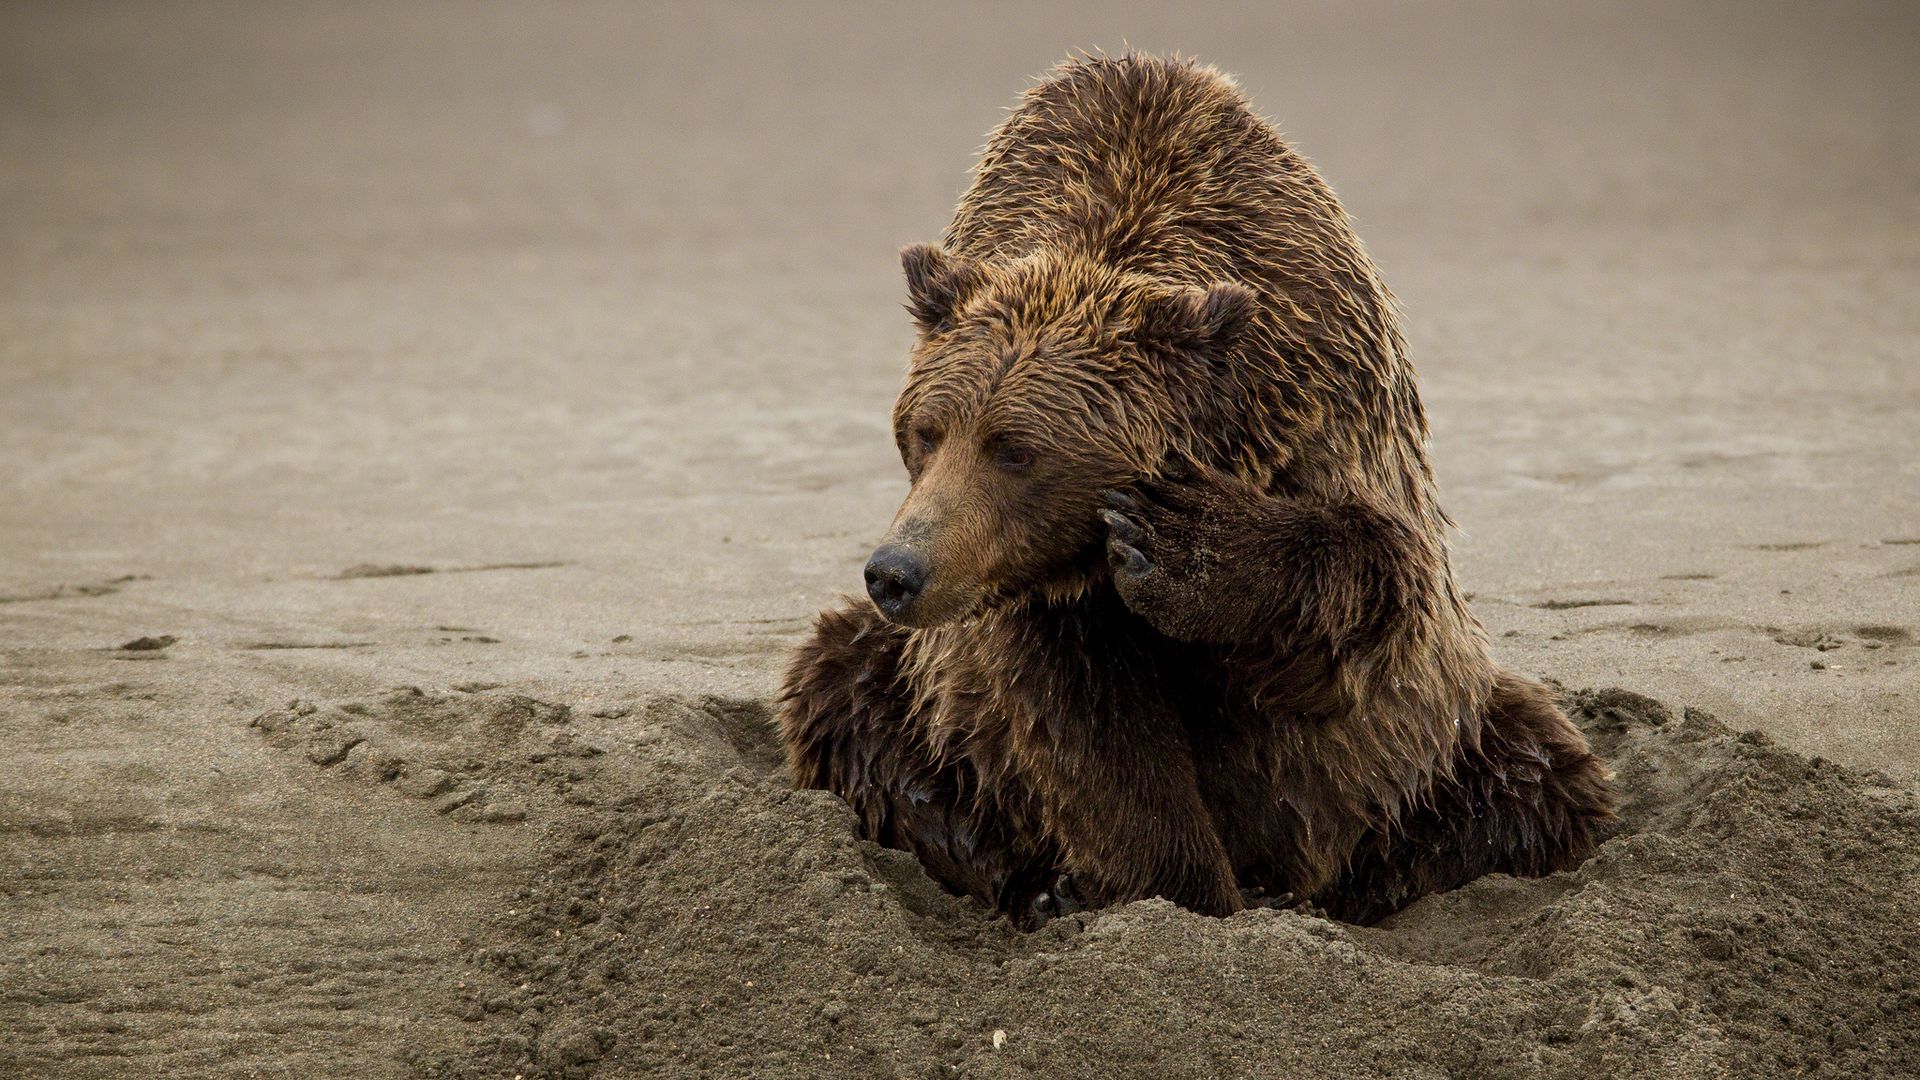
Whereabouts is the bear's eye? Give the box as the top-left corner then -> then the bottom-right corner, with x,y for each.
993,443 -> 1035,473
912,424 -> 940,457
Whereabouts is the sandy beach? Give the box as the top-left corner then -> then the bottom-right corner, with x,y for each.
3,2 -> 1917,1076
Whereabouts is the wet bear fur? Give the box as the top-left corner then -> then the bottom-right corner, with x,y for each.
780,53 -> 1612,925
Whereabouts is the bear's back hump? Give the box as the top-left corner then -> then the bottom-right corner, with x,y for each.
945,54 -> 1362,289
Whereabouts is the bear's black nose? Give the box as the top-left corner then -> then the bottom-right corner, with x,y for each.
865,546 -> 929,618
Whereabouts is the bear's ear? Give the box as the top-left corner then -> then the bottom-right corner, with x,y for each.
1136,281 -> 1256,352
901,243 -> 980,333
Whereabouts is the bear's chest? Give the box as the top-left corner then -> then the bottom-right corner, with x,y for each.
902,595 -> 1229,766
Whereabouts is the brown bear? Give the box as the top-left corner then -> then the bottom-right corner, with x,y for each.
779,53 -> 1612,926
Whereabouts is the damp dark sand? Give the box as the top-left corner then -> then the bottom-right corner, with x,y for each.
226,685 -> 1918,1079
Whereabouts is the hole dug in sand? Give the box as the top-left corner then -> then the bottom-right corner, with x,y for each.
250,687 -> 1920,1079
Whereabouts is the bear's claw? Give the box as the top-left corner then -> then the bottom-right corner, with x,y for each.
1110,542 -> 1152,576
1100,506 -> 1154,579
1099,508 -> 1141,543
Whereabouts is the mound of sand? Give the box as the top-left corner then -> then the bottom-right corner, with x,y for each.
245,685 -> 1920,1079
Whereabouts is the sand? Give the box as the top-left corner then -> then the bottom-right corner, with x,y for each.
2,2 -> 1916,1077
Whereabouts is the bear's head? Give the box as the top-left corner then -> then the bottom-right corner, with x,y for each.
864,243 -> 1256,627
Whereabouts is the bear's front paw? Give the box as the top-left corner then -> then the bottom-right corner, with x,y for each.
1100,488 -> 1218,642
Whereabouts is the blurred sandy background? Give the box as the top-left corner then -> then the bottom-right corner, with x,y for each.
2,2 -> 1916,1075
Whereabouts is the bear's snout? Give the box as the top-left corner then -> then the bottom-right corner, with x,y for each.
865,545 -> 930,620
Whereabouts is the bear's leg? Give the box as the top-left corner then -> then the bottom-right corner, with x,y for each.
777,600 -> 1060,922
1316,672 -> 1614,924
1015,710 -> 1245,917
975,602 -> 1244,917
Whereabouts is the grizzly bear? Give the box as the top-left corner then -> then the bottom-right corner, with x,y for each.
779,53 -> 1612,925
